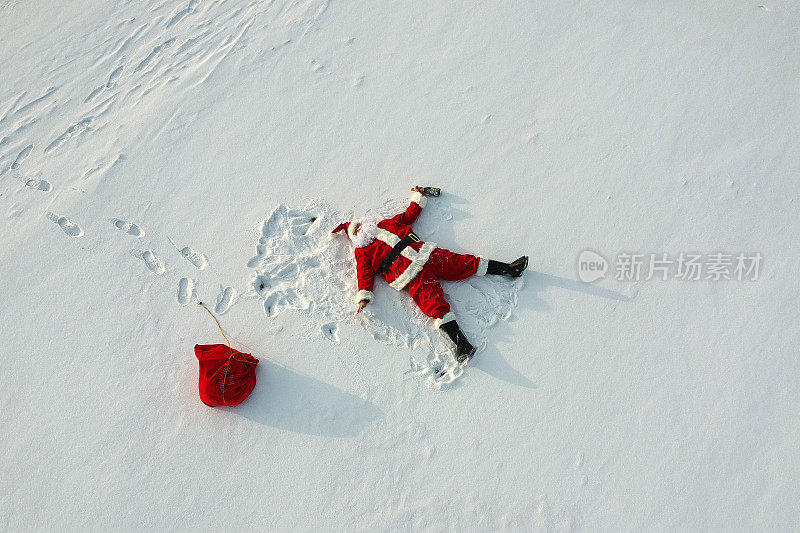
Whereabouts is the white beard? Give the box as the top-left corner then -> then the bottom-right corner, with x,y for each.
350,219 -> 378,248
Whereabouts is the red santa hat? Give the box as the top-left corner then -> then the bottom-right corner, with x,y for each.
331,219 -> 363,241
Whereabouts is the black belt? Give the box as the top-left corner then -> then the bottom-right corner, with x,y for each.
378,232 -> 421,273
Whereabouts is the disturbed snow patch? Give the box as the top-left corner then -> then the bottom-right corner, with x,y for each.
245,198 -> 522,388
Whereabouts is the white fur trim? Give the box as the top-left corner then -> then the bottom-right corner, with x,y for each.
347,219 -> 360,239
435,312 -> 456,329
388,241 -> 437,290
350,219 -> 378,248
410,191 -> 427,208
399,241 -> 434,263
375,229 -> 400,247
475,257 -> 488,276
356,290 -> 374,304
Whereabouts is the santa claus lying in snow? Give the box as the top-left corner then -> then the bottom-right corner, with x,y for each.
332,186 -> 527,363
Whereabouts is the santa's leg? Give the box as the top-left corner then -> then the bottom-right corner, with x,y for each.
426,248 -> 487,281
427,248 -> 529,280
407,270 -> 476,362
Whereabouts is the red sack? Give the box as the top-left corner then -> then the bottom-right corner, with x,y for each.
195,344 -> 259,407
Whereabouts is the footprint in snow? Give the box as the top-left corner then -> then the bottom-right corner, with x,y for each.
215,286 -> 236,314
263,292 -> 282,317
11,144 -> 33,171
44,117 -> 93,154
106,65 -> 124,89
177,277 -> 195,305
320,322 -> 340,344
85,86 -> 104,104
180,246 -> 207,269
48,213 -> 83,237
112,218 -> 145,237
134,37 -> 177,73
167,0 -> 201,29
25,178 -> 52,192
169,238 -> 207,269
141,250 -> 165,275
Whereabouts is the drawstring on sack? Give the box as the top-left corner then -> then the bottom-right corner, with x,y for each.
198,301 -> 232,348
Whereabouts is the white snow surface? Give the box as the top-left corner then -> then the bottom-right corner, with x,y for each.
1,0 -> 799,530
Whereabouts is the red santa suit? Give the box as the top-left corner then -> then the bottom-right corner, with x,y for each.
333,192 -> 488,328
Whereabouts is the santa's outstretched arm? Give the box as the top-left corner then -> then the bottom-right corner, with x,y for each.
354,248 -> 375,306
391,189 -> 428,226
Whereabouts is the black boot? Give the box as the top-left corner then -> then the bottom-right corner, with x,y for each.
487,256 -> 528,277
440,320 -> 476,363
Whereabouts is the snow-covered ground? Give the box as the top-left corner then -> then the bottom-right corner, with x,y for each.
1,0 -> 799,530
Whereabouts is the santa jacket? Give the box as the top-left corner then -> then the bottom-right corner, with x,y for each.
354,192 -> 437,303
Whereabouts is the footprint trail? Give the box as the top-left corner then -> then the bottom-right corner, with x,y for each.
167,0 -> 202,29
177,277 -> 195,305
48,213 -> 83,237
321,322 -> 340,344
168,237 -> 207,269
11,144 -> 33,170
113,218 -> 145,237
134,37 -> 177,73
44,117 -> 93,154
141,250 -> 165,275
25,178 -> 52,192
215,286 -> 236,314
